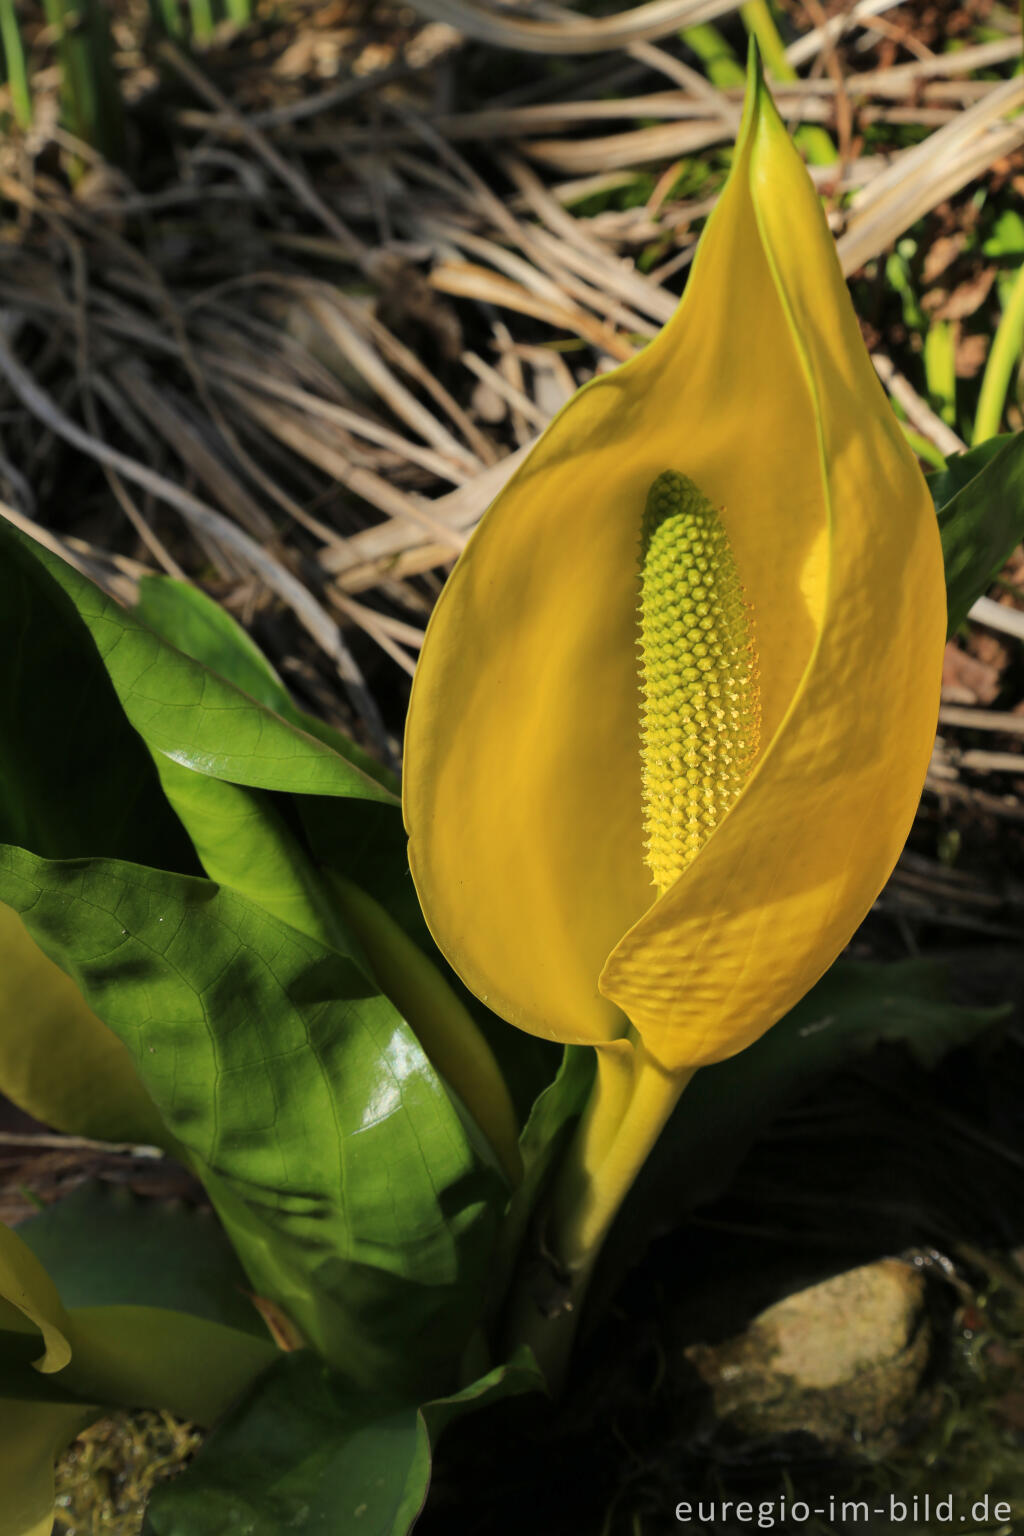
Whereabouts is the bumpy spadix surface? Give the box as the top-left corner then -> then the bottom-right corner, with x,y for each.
639,472 -> 759,895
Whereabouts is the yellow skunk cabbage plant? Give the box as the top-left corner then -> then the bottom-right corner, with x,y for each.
0,55 -> 1022,1536
406,54 -> 947,1353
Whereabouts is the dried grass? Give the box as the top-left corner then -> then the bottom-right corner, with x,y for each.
0,0 -> 1021,767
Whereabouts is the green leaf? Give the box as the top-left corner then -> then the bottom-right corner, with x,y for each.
0,847 -> 502,1400
134,577 -> 295,717
508,1047 -> 593,1245
4,524 -> 395,805
152,760 -> 523,1184
488,1045 -> 594,1320
153,757 -> 362,954
927,434 -> 1011,508
18,1182 -> 265,1337
0,902 -> 168,1147
130,579 -> 376,954
927,431 -> 1024,634
323,872 -> 524,1185
133,576 -> 397,794
0,518 -> 190,868
982,208 -> 1024,258
144,1349 -> 543,1536
594,958 -> 1005,1308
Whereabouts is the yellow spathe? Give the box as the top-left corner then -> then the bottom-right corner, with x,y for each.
403,63 -> 945,1075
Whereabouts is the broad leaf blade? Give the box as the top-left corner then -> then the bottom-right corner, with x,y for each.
0,847 -> 502,1399
0,519 -> 190,868
153,758 -> 362,954
144,1349 -> 543,1536
134,575 -> 397,793
4,523 -> 395,804
928,431 -> 1024,634
927,433 -> 1012,508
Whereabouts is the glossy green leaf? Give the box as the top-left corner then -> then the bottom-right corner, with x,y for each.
927,431 -> 1024,634
131,580 -> 521,1170
153,757 -> 362,955
131,577 -> 377,956
144,1349 -> 543,1536
0,520 -> 190,868
4,524 -> 395,804
134,575 -> 396,793
594,957 -> 1005,1307
503,1046 -> 593,1251
134,577 -> 294,714
0,902 -> 168,1147
927,434 -> 1012,508
18,1181 -> 265,1337
0,847 -> 502,1400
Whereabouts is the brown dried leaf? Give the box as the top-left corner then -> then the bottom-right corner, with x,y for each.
942,642 -> 1001,705
955,330 -> 989,380
925,266 -> 997,322
922,233 -> 965,285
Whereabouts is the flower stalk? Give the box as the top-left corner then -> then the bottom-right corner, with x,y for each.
509,1043 -> 694,1385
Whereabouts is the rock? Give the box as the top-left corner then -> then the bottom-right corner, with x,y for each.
685,1259 -> 930,1453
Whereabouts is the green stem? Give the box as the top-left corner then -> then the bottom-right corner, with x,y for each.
187,0 -> 214,42
42,0 -> 124,163
739,0 -> 790,82
923,320 -> 957,428
508,1041 -> 691,1387
974,262 -> 1024,443
147,0 -> 183,38
552,1044 -> 690,1271
0,0 -> 32,129
681,23 -> 745,89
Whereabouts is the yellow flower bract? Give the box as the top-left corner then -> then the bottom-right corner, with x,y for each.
638,471 -> 759,895
403,60 -> 946,1075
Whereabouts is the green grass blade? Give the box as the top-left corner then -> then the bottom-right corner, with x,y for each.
0,0 -> 32,129
187,0 -> 214,43
42,0 -> 124,161
924,319 -> 957,428
974,262 -> 1024,443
